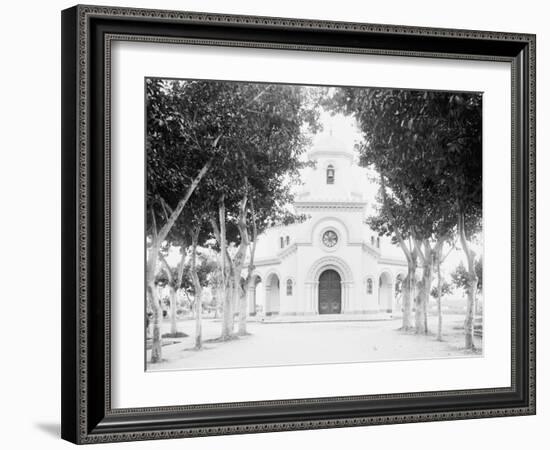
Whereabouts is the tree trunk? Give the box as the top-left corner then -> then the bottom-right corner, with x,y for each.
190,228 -> 203,350
159,253 -> 178,336
414,241 -> 433,335
212,192 -> 251,340
212,288 -> 219,318
169,286 -> 177,335
464,272 -> 476,350
231,194 -> 250,336
379,176 -> 416,331
148,282 -> 163,363
238,284 -> 249,335
215,199 -> 234,340
194,291 -> 202,349
401,258 -> 416,330
435,250 -> 443,341
221,278 -> 234,339
414,277 -> 424,334
231,275 -> 239,331
240,220 -> 259,336
171,247 -> 186,335
423,248 -> 429,333
147,239 -> 163,363
146,159 -> 212,363
458,213 -> 477,350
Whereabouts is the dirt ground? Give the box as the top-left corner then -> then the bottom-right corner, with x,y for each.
147,314 -> 482,371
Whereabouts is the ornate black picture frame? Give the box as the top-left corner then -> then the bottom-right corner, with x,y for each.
61,4 -> 536,444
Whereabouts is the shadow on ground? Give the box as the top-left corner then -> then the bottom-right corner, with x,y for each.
35,422 -> 60,438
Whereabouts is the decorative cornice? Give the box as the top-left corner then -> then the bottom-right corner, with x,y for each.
251,257 -> 281,267
361,242 -> 381,258
295,200 -> 366,210
379,257 -> 408,267
308,150 -> 354,162
278,242 -> 298,259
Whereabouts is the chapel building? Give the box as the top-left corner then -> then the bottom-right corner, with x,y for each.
247,131 -> 408,318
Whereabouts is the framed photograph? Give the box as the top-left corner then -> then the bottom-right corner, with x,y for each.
61,5 -> 536,444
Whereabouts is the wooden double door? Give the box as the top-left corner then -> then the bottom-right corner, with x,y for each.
318,269 -> 342,314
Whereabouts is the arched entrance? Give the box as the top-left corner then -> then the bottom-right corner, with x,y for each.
306,256 -> 353,314
318,269 -> 342,314
379,272 -> 393,312
265,273 -> 280,316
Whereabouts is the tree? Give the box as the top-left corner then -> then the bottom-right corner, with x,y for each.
430,267 -> 454,341
154,215 -> 190,337
451,259 -> 483,294
430,279 -> 453,299
423,93 -> 482,349
328,88 -> 459,334
451,257 -> 483,340
189,226 -> 203,349
155,247 -> 181,336
198,83 -> 320,339
147,78 -> 230,362
148,79 -> 321,345
368,181 -> 418,330
451,258 -> 483,300
158,212 -> 219,350
236,193 -> 308,335
327,87 -> 481,343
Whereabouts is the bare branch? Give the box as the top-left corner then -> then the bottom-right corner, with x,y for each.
156,157 -> 213,244
159,252 -> 173,284
151,208 -> 158,241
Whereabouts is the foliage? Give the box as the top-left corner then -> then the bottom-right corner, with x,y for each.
147,78 -> 322,340
147,78 -> 321,246
181,249 -> 219,296
451,259 -> 483,292
328,87 -> 482,242
430,280 -> 454,299
326,87 -> 482,336
147,78 -> 319,219
155,247 -> 218,299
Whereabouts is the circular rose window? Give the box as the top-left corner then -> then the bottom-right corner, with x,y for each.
322,230 -> 338,248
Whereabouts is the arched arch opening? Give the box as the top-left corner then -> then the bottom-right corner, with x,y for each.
286,278 -> 293,296
248,274 -> 262,316
378,271 -> 393,312
318,269 -> 341,314
326,164 -> 335,184
306,256 -> 353,315
366,277 -> 374,295
265,273 -> 280,316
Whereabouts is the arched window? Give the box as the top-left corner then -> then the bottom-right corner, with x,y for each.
376,237 -> 380,248
286,235 -> 290,245
280,236 -> 284,249
370,236 -> 375,246
286,279 -> 293,296
367,278 -> 373,295
326,165 -> 335,184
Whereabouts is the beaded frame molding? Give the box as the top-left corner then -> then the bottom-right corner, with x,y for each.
61,4 -> 536,444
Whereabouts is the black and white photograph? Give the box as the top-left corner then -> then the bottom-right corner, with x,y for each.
145,78 -> 483,371
0,0 -> 543,446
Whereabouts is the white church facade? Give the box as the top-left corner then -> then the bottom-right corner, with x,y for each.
246,132 -> 408,318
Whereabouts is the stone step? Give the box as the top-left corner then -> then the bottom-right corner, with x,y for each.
259,312 -> 394,324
